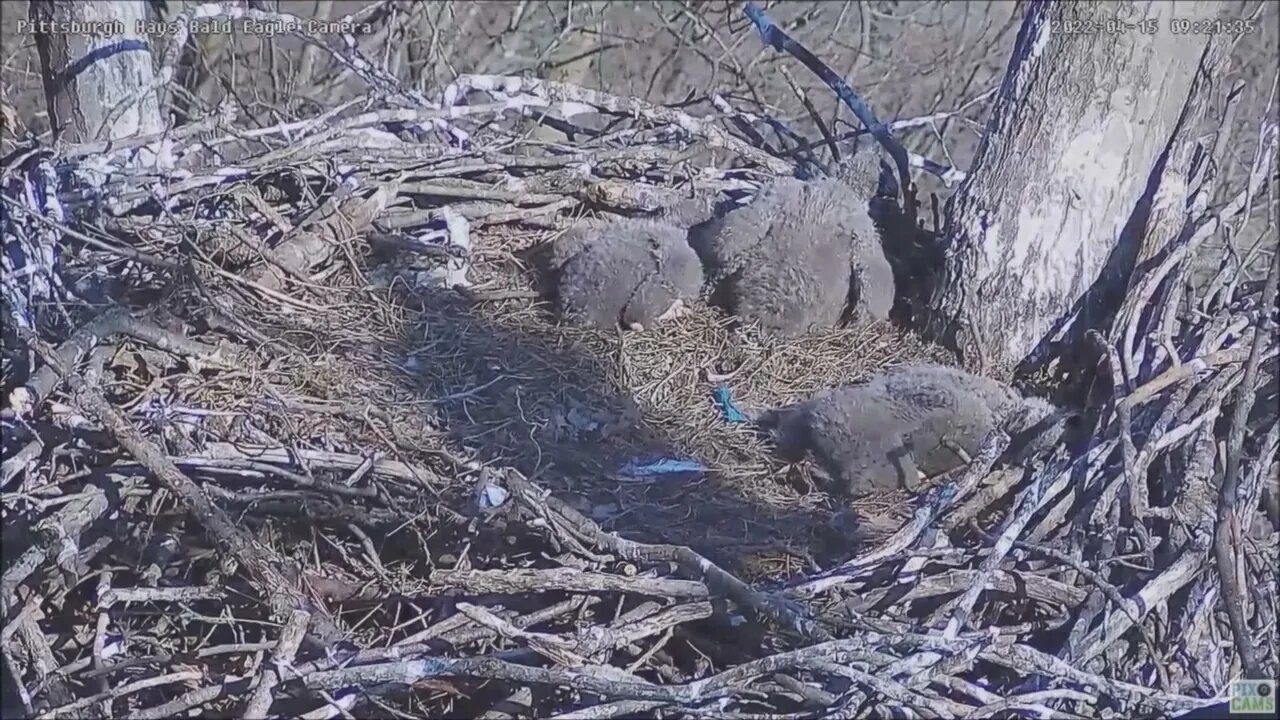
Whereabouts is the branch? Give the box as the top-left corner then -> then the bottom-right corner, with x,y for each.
742,1 -> 914,214
0,485 -> 110,612
241,609 -> 310,719
1214,232 -> 1279,679
5,307 -> 229,421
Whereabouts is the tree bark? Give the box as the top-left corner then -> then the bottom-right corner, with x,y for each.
926,0 -> 1224,379
29,0 -> 170,168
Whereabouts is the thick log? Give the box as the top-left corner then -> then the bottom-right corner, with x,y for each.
29,0 -> 170,167
927,0 -> 1224,378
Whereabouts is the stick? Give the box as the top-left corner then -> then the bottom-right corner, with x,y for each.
242,609 -> 311,719
778,66 -> 840,163
1214,231 -> 1279,679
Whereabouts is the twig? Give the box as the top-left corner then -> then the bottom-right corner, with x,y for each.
1078,544 -> 1209,664
91,570 -> 114,717
127,675 -> 254,719
1,643 -> 35,718
778,66 -> 840,163
891,439 -> 1075,681
15,616 -> 73,708
1121,345 -> 1254,408
0,195 -> 183,271
185,443 -> 443,489
989,532 -> 1169,688
1091,330 -> 1152,555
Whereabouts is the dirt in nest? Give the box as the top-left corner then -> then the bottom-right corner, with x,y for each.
366,220 -> 955,580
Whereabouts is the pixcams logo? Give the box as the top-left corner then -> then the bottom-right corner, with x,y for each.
1230,680 -> 1276,715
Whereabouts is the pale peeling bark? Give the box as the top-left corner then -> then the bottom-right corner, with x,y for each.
30,0 -> 170,168
928,0 -> 1223,378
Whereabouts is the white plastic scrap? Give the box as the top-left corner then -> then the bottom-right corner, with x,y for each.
423,205 -> 473,289
479,484 -> 509,510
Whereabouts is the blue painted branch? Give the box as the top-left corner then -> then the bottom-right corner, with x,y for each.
742,2 -> 915,207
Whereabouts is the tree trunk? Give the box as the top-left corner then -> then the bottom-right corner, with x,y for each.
926,0 -> 1224,379
29,0 -> 170,168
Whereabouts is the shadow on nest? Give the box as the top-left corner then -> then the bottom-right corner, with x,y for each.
381,221 -> 955,579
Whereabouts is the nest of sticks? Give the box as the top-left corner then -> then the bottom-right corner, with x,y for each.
3,14 -> 1279,720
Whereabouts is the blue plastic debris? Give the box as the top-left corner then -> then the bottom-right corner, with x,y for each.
713,386 -> 748,423
618,458 -> 706,478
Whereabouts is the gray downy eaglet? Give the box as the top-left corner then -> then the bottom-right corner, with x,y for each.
692,149 -> 894,337
550,216 -> 703,331
758,363 -> 1061,496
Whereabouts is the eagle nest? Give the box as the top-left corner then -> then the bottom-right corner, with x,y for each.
2,34 -> 1277,720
